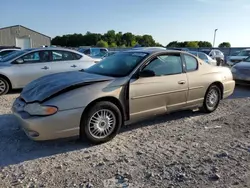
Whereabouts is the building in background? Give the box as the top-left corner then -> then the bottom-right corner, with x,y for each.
0,25 -> 51,49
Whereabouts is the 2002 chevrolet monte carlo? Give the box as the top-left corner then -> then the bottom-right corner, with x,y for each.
12,48 -> 235,144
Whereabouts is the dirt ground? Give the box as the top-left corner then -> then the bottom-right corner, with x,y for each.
0,86 -> 250,188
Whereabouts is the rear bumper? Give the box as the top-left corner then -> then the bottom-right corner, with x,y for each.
222,80 -> 235,99
12,107 -> 84,141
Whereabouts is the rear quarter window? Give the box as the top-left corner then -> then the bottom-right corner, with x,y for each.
183,54 -> 198,72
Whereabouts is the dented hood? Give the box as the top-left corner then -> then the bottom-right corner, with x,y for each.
21,71 -> 114,103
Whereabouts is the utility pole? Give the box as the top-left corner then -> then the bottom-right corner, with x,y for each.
213,29 -> 218,48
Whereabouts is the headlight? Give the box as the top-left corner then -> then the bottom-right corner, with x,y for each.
231,67 -> 237,73
24,103 -> 58,116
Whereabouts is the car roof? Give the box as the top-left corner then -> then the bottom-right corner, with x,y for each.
24,47 -> 80,53
125,48 -> 184,54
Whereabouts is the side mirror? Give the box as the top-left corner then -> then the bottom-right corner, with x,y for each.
139,69 -> 155,77
15,58 -> 24,64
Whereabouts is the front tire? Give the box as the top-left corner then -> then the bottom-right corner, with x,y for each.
0,77 -> 10,95
81,101 -> 122,144
202,85 -> 221,113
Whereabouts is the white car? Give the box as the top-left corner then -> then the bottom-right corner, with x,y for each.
227,49 -> 250,67
0,47 -> 96,95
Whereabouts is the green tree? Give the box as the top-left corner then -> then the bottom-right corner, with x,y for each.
131,40 -> 137,47
218,42 -> 231,48
51,30 -> 162,47
122,32 -> 135,47
186,41 -> 199,48
198,41 -> 212,47
96,40 -> 109,47
166,41 -> 179,48
109,42 -> 117,48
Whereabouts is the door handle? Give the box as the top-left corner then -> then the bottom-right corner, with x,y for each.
71,65 -> 77,68
41,66 -> 49,70
178,80 -> 186,84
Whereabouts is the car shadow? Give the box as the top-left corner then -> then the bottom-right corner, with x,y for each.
0,114 -> 92,167
0,86 -> 248,167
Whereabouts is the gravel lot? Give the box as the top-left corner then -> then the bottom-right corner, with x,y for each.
0,86 -> 250,188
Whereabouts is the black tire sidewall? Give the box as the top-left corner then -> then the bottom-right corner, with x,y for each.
0,77 -> 9,95
203,85 -> 221,112
81,101 -> 122,144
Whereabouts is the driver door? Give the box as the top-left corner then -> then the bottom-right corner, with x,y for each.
129,53 -> 188,121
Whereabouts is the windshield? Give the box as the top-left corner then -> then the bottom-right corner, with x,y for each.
85,52 -> 149,77
237,50 -> 250,56
245,57 -> 250,62
0,49 -> 31,62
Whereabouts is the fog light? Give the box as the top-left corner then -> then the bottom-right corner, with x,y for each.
27,130 -> 39,137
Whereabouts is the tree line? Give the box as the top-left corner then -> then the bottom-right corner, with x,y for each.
166,41 -> 231,48
51,30 -> 163,48
51,30 -> 232,48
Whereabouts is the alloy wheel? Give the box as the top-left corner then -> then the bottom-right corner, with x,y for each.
0,79 -> 7,95
88,109 -> 116,139
206,88 -> 219,108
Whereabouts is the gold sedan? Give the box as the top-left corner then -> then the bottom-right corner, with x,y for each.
12,48 -> 235,144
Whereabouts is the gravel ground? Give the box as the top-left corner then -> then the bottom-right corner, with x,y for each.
0,86 -> 250,188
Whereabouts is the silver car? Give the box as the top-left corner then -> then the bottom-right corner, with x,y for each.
231,57 -> 250,85
227,49 -> 250,67
0,47 -> 96,95
188,51 -> 217,66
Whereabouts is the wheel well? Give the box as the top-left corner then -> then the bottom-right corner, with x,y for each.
210,82 -> 224,99
0,74 -> 12,90
80,96 -> 125,124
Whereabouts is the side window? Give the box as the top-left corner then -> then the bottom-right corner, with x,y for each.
52,51 -> 76,61
198,53 -> 208,60
22,51 -> 50,63
74,53 -> 82,60
143,54 -> 183,76
184,54 -> 198,71
215,51 -> 220,55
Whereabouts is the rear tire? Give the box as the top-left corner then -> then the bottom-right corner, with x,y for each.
0,77 -> 10,95
80,101 -> 122,144
202,85 -> 221,113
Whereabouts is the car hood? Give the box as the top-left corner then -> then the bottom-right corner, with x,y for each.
229,56 -> 248,60
20,71 -> 114,103
234,62 -> 250,69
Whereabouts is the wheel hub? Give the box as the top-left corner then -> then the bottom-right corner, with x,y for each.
0,80 -> 6,94
88,109 -> 116,139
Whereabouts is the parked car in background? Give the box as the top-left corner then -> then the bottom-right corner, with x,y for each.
188,51 -> 217,66
200,49 -> 224,66
77,47 -> 108,62
227,49 -> 250,67
0,47 -> 20,59
78,47 -> 108,57
231,56 -> 250,85
12,48 -> 235,143
0,47 -> 96,95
